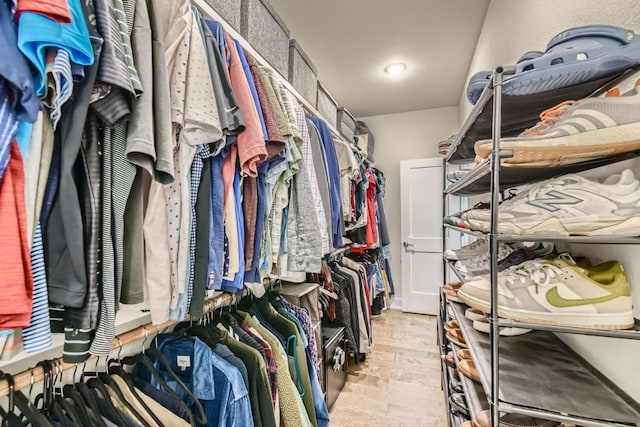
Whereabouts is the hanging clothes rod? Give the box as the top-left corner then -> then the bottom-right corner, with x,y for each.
0,292 -> 237,397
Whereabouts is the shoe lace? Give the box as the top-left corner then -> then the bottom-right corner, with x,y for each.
523,100 -> 576,135
503,260 -> 563,293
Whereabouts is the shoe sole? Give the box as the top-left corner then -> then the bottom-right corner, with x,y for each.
472,319 -> 532,336
465,308 -> 486,322
466,215 -> 640,237
446,293 -> 464,303
458,290 -> 635,330
446,332 -> 468,348
474,122 -> 640,166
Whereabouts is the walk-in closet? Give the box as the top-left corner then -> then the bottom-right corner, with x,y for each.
1,0 -> 640,426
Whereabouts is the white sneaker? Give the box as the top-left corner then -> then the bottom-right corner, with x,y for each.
444,239 -> 487,261
474,85 -> 640,167
463,169 -> 640,236
458,256 -> 634,330
454,243 -> 515,276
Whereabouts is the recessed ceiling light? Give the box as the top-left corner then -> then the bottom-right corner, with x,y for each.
384,63 -> 407,75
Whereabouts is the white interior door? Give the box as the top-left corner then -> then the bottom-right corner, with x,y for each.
400,158 -> 443,315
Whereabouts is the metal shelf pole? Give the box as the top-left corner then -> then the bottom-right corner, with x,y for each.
489,67 -> 505,427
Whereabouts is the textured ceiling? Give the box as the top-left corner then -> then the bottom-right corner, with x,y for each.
269,0 -> 490,118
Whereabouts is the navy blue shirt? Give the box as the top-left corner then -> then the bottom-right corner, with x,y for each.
306,116 -> 343,248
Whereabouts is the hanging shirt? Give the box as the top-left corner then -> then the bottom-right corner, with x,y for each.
16,0 -> 70,22
151,335 -> 254,427
0,141 -> 32,328
0,1 -> 39,123
306,116 -> 343,248
224,32 -> 266,178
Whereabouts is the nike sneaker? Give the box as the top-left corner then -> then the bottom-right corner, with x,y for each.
462,169 -> 640,236
457,256 -> 634,330
474,82 -> 640,167
472,317 -> 532,336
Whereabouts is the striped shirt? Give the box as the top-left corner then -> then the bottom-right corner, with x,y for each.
22,224 -> 52,353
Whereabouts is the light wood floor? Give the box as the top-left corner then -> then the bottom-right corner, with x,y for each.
329,309 -> 447,426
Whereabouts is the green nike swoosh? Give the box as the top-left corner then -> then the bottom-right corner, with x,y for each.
546,286 -> 625,308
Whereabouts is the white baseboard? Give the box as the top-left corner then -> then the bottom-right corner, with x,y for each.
389,297 -> 403,311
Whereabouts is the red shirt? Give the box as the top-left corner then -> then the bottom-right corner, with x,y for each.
16,0 -> 70,23
0,141 -> 33,328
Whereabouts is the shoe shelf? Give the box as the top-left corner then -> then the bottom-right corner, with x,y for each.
448,301 -> 640,426
444,152 -> 640,196
443,71 -> 630,164
443,223 -> 640,245
445,259 -> 467,284
441,356 -> 456,427
447,363 -> 472,427
497,318 -> 640,340
451,341 -> 490,420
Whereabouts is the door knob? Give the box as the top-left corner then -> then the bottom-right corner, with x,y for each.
403,241 -> 414,249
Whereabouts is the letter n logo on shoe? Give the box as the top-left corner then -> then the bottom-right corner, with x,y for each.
528,190 -> 581,212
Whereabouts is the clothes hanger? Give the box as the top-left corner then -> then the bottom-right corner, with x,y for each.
86,357 -> 132,427
0,371 -> 22,427
31,361 -> 51,416
100,338 -> 154,427
63,363 -> 101,427
108,334 -> 166,427
8,368 -> 53,427
122,329 -> 204,426
76,356 -> 121,427
49,361 -> 81,427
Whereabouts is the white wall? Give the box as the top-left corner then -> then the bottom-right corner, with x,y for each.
359,107 -> 459,307
459,0 -> 640,401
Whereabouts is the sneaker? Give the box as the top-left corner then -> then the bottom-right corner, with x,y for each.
472,317 -> 532,336
457,256 -> 634,330
444,239 -> 488,261
462,169 -> 640,236
454,243 -> 516,276
455,242 -> 555,277
474,83 -> 640,167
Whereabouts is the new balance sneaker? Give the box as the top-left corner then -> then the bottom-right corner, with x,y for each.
457,256 -> 634,330
444,239 -> 488,261
462,169 -> 640,236
474,83 -> 640,167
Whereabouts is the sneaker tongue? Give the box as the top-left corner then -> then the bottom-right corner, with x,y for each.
550,254 -> 585,273
603,168 -> 636,185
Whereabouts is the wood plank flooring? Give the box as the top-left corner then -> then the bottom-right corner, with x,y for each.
329,309 -> 447,426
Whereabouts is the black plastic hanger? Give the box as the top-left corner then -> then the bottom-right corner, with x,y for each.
121,331 -> 203,425
31,361 -> 51,416
98,372 -> 152,427
107,336 -> 165,427
62,364 -> 103,427
0,372 -> 22,427
86,377 -> 131,427
145,346 -> 206,425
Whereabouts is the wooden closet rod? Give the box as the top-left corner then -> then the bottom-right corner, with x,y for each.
0,292 -> 237,397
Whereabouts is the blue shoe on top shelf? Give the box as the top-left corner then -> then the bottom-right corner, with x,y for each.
466,25 -> 640,104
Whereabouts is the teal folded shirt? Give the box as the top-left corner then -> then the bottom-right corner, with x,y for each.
17,0 -> 93,97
